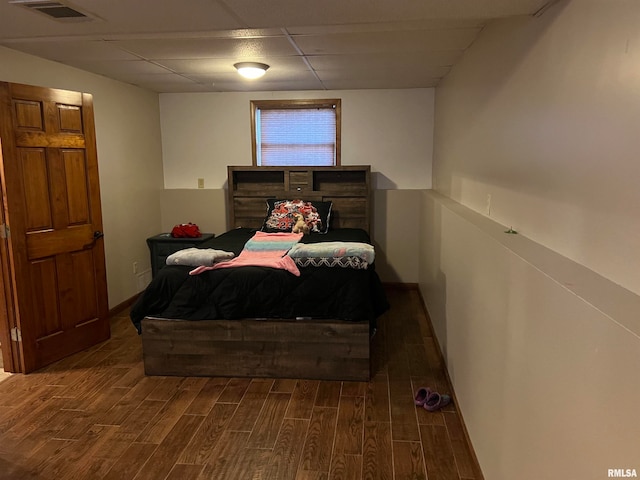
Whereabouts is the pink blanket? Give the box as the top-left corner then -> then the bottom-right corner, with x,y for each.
189,231 -> 303,276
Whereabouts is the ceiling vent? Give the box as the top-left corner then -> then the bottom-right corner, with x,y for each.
8,0 -> 100,22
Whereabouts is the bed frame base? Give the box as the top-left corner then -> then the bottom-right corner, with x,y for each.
141,317 -> 370,381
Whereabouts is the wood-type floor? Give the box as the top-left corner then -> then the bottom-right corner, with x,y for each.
0,287 -> 483,480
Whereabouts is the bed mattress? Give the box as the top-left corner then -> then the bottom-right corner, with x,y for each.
130,228 -> 389,333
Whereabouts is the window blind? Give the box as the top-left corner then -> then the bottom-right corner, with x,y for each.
257,107 -> 336,166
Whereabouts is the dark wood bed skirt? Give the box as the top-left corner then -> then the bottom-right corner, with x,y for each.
141,316 -> 371,381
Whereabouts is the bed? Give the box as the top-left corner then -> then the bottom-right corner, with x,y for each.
132,165 -> 388,381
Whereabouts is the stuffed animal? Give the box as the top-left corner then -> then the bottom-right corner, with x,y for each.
292,213 -> 310,235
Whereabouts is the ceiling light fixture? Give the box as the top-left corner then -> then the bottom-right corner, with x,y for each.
234,62 -> 269,79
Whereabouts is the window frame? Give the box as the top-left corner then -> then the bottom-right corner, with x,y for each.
250,98 -> 341,167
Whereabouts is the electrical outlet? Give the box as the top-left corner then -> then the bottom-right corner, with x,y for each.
197,178 -> 204,189
133,261 -> 138,274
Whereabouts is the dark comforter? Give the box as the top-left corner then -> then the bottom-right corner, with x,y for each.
130,228 -> 389,333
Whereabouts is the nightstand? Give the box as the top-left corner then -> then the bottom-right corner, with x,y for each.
146,232 -> 215,277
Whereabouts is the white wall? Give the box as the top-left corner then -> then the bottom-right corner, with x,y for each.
421,192 -> 640,480
160,89 -> 433,190
425,0 -> 640,478
159,89 -> 434,283
433,0 -> 640,296
0,46 -> 164,308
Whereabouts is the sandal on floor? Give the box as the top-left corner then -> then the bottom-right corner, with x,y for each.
414,387 -> 432,406
424,392 -> 451,412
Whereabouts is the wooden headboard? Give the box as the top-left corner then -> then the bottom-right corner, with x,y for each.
227,165 -> 371,235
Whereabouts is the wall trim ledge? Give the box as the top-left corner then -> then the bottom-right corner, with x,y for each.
425,190 -> 640,339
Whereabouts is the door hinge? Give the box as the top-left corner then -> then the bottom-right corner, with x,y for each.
0,224 -> 9,239
10,327 -> 21,342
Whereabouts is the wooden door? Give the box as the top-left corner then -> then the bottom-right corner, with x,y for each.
0,82 -> 109,373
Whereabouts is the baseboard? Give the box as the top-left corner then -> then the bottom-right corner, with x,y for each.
416,288 -> 485,480
108,293 -> 140,318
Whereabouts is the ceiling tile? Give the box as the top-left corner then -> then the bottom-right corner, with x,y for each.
209,79 -> 326,92
66,60 -> 173,76
184,67 -> 317,85
145,82 -> 213,93
306,52 -> 464,71
0,40 -> 138,62
110,36 -> 296,60
292,29 -> 481,56
225,0 -> 548,27
157,56 -> 311,78
0,0 -> 243,39
287,19 -> 487,35
316,65 -> 452,82
154,58 -> 241,74
123,73 -> 200,85
322,77 -> 439,90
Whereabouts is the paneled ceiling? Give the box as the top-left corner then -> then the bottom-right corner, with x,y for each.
0,0 -> 553,93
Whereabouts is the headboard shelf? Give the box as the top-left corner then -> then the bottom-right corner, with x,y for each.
228,165 -> 371,235
313,170 -> 368,193
232,170 -> 284,192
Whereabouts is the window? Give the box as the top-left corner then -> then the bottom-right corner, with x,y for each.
250,99 -> 341,166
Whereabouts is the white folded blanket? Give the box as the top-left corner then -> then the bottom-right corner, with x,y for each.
166,248 -> 234,267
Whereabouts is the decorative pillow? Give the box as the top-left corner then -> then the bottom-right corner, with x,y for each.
165,248 -> 234,267
262,199 -> 332,234
292,256 -> 369,269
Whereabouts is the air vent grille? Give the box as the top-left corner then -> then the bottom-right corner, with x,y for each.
32,5 -> 87,18
8,0 -> 99,22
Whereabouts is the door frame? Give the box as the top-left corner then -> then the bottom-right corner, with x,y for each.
0,137 -> 21,373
